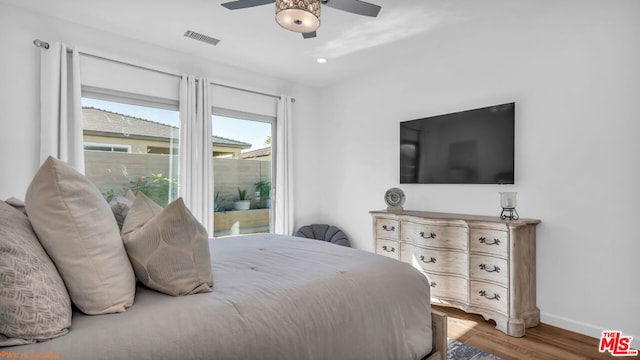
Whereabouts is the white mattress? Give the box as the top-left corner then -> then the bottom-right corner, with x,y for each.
10,234 -> 432,359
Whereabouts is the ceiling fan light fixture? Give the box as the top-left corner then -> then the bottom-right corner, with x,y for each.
275,0 -> 321,33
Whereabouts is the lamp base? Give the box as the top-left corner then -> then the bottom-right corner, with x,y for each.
500,208 -> 519,220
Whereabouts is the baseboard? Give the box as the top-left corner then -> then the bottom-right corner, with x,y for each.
541,312 -> 639,350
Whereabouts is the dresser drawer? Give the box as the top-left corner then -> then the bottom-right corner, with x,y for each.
469,254 -> 508,286
402,221 -> 468,250
470,281 -> 508,315
401,243 -> 468,276
469,228 -> 508,258
375,239 -> 400,260
375,218 -> 400,240
426,273 -> 468,304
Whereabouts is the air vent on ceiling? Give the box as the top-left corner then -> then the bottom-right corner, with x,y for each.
184,30 -> 220,46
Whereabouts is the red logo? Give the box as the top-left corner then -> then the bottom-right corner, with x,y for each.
599,331 -> 638,356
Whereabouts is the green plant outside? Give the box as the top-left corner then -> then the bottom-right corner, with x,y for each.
103,173 -> 177,207
237,188 -> 248,201
214,191 -> 225,212
254,181 -> 271,199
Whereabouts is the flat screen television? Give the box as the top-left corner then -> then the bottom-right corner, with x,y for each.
400,102 -> 515,184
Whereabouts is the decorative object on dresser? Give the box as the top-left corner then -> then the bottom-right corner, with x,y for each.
384,187 -> 406,211
371,209 -> 541,337
499,192 -> 519,220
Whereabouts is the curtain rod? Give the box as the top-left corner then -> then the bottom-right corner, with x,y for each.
33,39 -> 294,102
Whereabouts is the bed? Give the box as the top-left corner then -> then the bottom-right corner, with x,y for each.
7,233 -> 446,360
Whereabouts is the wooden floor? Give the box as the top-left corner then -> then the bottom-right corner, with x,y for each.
433,305 -> 627,360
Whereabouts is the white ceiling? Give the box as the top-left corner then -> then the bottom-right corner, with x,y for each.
1,0 -> 522,87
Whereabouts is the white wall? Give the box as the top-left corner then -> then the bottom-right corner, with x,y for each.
0,4 -> 319,202
298,0 -> 640,348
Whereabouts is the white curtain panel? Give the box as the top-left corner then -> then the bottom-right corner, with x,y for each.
275,96 -> 295,235
179,75 -> 213,235
40,42 -> 84,172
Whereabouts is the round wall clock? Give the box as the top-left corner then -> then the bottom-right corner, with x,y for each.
384,188 -> 405,211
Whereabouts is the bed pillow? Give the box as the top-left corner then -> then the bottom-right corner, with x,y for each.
24,156 -> 136,315
120,191 -> 163,235
121,194 -> 213,296
4,197 -> 27,215
110,190 -> 136,231
0,201 -> 71,346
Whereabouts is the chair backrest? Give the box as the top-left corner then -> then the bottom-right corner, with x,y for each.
293,224 -> 350,247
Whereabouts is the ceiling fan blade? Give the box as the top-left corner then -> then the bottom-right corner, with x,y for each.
302,31 -> 317,39
221,0 -> 275,10
322,0 -> 381,17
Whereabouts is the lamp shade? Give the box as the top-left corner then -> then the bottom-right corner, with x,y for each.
499,192 -> 517,209
276,0 -> 321,33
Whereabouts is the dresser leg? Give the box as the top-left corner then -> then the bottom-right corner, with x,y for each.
506,318 -> 526,337
505,308 -> 540,337
523,307 -> 541,328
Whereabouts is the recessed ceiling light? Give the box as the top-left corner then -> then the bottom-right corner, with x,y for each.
317,57 -> 328,64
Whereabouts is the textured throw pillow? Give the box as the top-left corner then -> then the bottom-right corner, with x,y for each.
24,156 -> 136,315
120,191 -> 163,235
0,201 -> 71,346
110,190 -> 136,231
122,194 -> 213,296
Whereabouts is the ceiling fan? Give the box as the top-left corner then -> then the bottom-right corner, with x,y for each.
221,0 -> 382,39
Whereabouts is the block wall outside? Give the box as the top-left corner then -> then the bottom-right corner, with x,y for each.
84,151 -> 272,211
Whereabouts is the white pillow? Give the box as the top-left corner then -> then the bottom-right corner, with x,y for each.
25,156 -> 136,315
122,194 -> 213,296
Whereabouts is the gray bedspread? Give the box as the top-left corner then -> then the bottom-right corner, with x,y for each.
8,234 -> 432,359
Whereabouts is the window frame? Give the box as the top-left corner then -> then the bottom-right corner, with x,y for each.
83,86 -> 179,112
212,107 -> 277,236
81,87 -> 279,235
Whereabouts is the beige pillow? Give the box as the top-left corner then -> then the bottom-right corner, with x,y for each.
120,191 -> 163,235
25,156 -> 136,315
110,190 -> 136,231
0,201 -> 71,346
122,194 -> 213,296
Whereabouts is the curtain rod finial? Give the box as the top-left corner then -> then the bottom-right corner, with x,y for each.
33,39 -> 49,49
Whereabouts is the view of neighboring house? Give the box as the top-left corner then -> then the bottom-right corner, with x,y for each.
82,107 -> 252,158
241,146 -> 271,160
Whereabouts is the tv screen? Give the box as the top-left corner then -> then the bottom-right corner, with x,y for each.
400,102 -> 514,184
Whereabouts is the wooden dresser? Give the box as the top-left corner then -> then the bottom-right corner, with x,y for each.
371,210 -> 541,337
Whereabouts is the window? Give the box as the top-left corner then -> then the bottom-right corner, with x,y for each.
82,97 -> 179,207
81,91 -> 278,236
212,112 -> 274,237
84,142 -> 131,153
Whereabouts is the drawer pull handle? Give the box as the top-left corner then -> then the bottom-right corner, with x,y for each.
419,232 -> 436,239
430,282 -> 437,288
479,264 -> 501,273
479,290 -> 501,301
381,245 -> 396,253
420,256 -> 436,264
382,225 -> 396,232
478,237 -> 501,246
